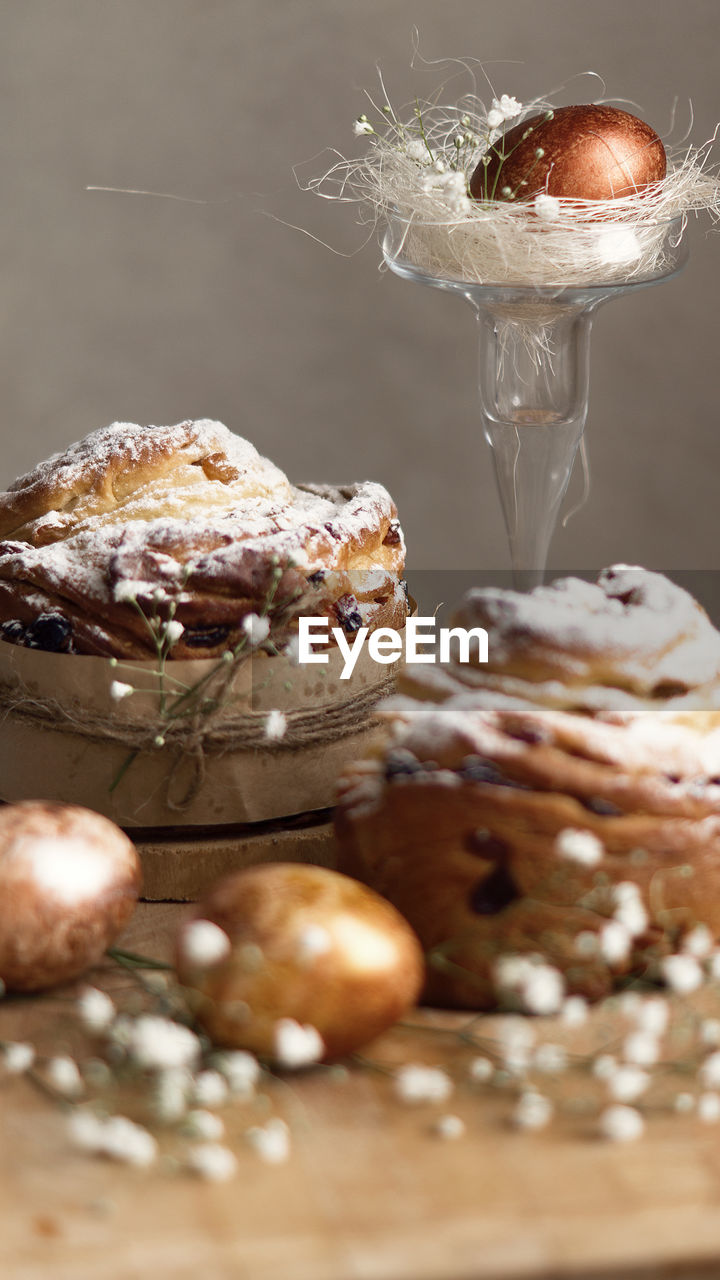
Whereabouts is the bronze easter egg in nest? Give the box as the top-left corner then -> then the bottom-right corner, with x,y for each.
470,104 -> 666,204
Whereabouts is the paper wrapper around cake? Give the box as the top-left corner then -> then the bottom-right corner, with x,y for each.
0,635 -> 403,830
335,568 -> 720,1009
0,416 -> 408,891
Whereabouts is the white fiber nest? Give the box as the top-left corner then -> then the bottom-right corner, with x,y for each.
311,83 -> 720,289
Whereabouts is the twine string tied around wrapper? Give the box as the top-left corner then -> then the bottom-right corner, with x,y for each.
0,675 -> 395,811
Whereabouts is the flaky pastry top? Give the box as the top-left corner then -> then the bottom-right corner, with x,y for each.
405,567 -> 720,715
0,420 -> 406,658
452,566 -> 720,696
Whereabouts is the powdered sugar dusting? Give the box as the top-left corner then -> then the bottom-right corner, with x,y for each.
1,422 -> 400,569
0,422 -> 404,652
381,687 -> 720,778
8,420 -> 290,520
365,568 -> 720,796
453,567 -> 720,695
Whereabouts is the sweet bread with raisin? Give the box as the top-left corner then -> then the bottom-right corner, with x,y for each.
335,568 -> 720,1008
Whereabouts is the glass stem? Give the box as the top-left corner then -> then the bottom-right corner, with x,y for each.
473,296 -> 597,588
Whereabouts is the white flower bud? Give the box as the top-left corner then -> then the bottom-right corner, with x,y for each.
555,828 -> 603,866
600,1105 -> 644,1143
661,954 -> 703,994
273,1019 -> 324,1070
512,1091 -> 553,1131
110,681 -> 134,701
187,1142 -> 238,1181
394,1064 -> 453,1104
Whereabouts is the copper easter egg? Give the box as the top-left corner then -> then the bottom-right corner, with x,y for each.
470,104 -> 666,204
0,801 -> 141,992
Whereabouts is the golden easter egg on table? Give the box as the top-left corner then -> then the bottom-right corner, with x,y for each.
175,863 -> 425,1063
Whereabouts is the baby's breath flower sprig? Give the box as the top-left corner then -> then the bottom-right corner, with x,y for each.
0,1040 -> 88,1109
337,83 -> 540,219
487,95 -> 523,130
0,952 -> 295,1179
105,949 -> 183,1019
9,922 -> 720,1179
413,98 -> 437,165
0,1040 -> 36,1075
107,560 -> 307,794
353,87 -> 412,150
384,920 -> 720,1142
343,83 -> 599,228
111,588 -> 190,717
353,114 -> 375,138
348,90 -> 501,201
482,110 -> 553,204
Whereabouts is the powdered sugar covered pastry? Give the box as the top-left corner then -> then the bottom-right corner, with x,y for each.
446,566 -> 720,703
335,568 -> 720,1010
0,420 -> 406,658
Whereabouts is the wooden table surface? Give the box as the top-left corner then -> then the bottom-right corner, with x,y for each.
4,904 -> 720,1280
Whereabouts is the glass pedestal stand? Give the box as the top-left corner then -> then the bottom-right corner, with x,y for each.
383,213 -> 688,587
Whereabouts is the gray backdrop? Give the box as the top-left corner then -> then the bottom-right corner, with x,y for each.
1,0 -> 718,571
